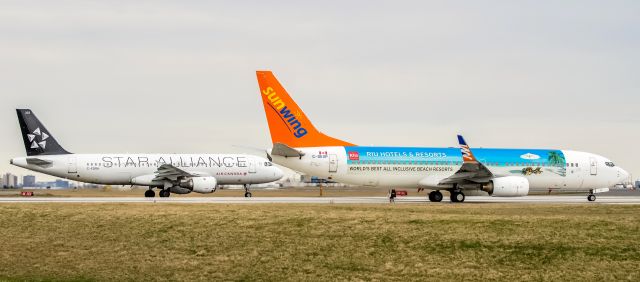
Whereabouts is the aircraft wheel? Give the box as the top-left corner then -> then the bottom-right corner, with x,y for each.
244,192 -> 252,198
159,190 -> 170,198
429,191 -> 443,202
144,189 -> 155,198
587,194 -> 596,202
432,191 -> 443,202
450,192 -> 465,203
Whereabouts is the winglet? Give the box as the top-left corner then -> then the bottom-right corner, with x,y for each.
457,135 -> 477,163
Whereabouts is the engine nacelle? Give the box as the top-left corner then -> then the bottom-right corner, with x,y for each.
482,176 -> 529,197
169,186 -> 192,194
179,176 -> 217,194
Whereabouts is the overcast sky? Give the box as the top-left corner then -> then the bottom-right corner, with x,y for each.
0,1 -> 638,181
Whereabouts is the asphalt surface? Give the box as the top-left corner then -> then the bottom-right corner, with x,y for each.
1,195 -> 640,204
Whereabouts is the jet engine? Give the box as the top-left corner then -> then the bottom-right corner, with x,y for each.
179,176 -> 217,194
482,176 -> 529,197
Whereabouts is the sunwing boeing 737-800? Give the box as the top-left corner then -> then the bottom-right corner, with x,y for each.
256,71 -> 629,202
10,109 -> 283,197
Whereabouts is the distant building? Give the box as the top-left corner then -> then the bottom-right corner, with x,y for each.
636,180 -> 640,189
23,175 -> 36,188
55,179 -> 69,189
2,173 -> 18,188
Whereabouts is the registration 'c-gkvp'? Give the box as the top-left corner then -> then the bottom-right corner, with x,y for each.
10,109 -> 283,197
256,71 -> 629,202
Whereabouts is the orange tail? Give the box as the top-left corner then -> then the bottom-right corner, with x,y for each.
256,71 -> 355,148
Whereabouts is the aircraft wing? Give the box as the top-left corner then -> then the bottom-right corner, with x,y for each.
152,164 -> 198,182
437,135 -> 493,185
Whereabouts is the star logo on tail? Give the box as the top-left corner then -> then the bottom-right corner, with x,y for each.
27,127 -> 49,149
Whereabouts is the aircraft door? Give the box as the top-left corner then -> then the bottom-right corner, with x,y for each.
329,154 -> 338,173
67,157 -> 77,174
589,157 -> 597,175
249,160 -> 256,174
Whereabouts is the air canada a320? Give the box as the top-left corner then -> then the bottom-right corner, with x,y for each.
10,109 -> 284,197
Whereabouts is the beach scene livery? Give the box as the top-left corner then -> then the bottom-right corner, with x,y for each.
344,147 -> 567,177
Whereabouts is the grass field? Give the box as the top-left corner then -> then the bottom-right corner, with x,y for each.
0,203 -> 639,281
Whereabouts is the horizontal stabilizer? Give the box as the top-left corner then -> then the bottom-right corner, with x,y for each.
271,142 -> 305,158
26,158 -> 53,166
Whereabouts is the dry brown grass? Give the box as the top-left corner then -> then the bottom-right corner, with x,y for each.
0,203 -> 639,281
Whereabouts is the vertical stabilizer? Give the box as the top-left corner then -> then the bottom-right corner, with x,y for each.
16,109 -> 70,156
256,71 -> 355,148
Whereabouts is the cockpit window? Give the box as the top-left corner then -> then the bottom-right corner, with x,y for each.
605,162 -> 615,167
264,162 -> 273,166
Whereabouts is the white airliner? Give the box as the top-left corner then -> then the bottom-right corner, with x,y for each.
10,109 -> 283,197
256,71 -> 629,202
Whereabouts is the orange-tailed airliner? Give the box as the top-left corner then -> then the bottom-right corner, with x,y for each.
256,71 -> 629,202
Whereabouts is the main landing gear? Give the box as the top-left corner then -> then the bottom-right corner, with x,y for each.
244,184 -> 252,198
159,189 -> 171,198
427,189 -> 465,203
449,185 -> 465,203
144,187 -> 170,198
450,191 -> 465,203
428,191 -> 443,202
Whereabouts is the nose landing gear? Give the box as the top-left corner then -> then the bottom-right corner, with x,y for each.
244,184 -> 252,198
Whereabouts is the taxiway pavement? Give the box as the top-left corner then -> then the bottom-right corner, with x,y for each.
1,195 -> 640,204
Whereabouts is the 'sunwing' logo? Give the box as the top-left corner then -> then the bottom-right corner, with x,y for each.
27,127 -> 49,149
262,87 -> 308,138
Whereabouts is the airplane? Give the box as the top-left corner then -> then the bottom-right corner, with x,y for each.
255,71 -> 630,202
10,109 -> 284,197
